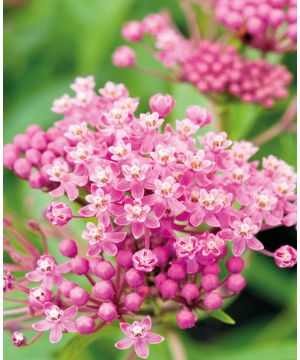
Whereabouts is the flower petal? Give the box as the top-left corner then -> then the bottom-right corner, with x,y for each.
63,305 -> 78,319
145,332 -> 165,344
32,319 -> 52,332
50,324 -> 63,343
26,271 -> 43,282
115,337 -> 134,350
132,221 -> 144,239
62,320 -> 78,332
233,238 -> 246,257
140,316 -> 152,331
135,338 -> 149,359
106,232 -> 126,243
102,241 -> 118,256
246,237 -> 264,251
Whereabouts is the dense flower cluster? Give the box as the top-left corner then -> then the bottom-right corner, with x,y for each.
215,0 -> 297,52
113,12 -> 293,108
3,77 -> 297,358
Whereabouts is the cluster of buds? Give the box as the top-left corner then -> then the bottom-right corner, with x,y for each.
215,0 -> 297,52
4,77 -> 297,358
113,11 -> 293,108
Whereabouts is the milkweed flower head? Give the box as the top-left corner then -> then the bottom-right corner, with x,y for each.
113,11 -> 293,108
215,0 -> 297,53
3,77 -> 297,358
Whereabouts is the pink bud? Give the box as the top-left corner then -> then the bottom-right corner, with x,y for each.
227,274 -> 246,293
226,257 -> 245,273
180,283 -> 200,302
204,292 -> 223,310
29,287 -> 52,309
29,172 -> 46,189
203,263 -> 221,276
76,316 -> 95,334
176,309 -> 196,329
112,46 -> 136,68
26,124 -> 42,137
246,17 -> 264,35
159,279 -> 179,299
154,273 -> 167,287
13,158 -> 32,178
122,21 -> 144,42
3,149 -> 19,169
124,292 -> 143,311
153,246 -> 169,266
45,202 -> 72,226
59,280 -> 77,298
274,245 -> 297,268
71,256 -> 89,275
125,268 -> 144,288
12,331 -> 26,347
70,286 -> 89,305
93,260 -> 116,279
200,274 -> 219,291
46,127 -> 61,141
149,93 -> 175,117
13,134 -> 30,152
41,150 -> 56,165
93,280 -> 115,299
31,131 -> 48,151
98,302 -> 118,322
116,249 -> 133,268
185,105 -> 212,128
167,263 -> 186,281
59,239 -> 78,258
25,149 -> 41,165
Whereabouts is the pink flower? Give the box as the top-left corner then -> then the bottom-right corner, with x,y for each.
108,140 -> 132,161
51,94 -> 73,114
70,76 -> 95,93
143,176 -> 186,219
114,198 -> 160,239
45,202 -> 72,226
149,93 -> 175,118
199,233 -> 225,258
187,188 -> 225,227
32,303 -> 77,343
47,159 -> 87,201
79,186 -> 120,226
274,245 -> 297,268
181,150 -> 213,186
82,222 -> 126,257
133,249 -> 158,272
185,105 -> 212,128
174,235 -> 201,273
220,217 -> 263,256
112,46 -> 136,68
115,316 -> 164,358
99,81 -> 128,101
26,255 -> 70,289
64,122 -> 88,142
122,21 -> 144,42
116,159 -> 153,198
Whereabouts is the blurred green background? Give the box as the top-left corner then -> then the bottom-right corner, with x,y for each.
4,0 -> 296,359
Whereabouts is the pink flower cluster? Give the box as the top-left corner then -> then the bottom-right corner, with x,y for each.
113,12 -> 293,108
4,78 -> 297,358
215,0 -> 297,52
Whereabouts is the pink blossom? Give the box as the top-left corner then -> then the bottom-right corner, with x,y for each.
220,217 -> 263,256
143,176 -> 185,219
133,249 -> 158,272
112,46 -> 136,68
45,202 -> 72,226
47,159 -> 87,201
64,122 -> 88,142
122,21 -> 144,42
114,198 -> 160,239
82,222 -> 126,256
32,303 -> 77,343
79,186 -> 120,226
149,93 -> 175,118
274,245 -> 297,268
115,316 -> 164,358
26,255 -> 70,289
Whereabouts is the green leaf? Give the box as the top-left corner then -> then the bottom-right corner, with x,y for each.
206,309 -> 236,325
